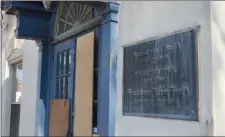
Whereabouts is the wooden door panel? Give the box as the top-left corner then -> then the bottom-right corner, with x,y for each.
49,99 -> 70,136
74,32 -> 95,136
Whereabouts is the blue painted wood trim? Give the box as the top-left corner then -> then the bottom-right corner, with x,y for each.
45,44 -> 54,136
15,9 -> 52,40
52,16 -> 103,44
49,2 -> 58,41
4,1 -> 47,14
51,2 -> 109,44
70,39 -> 76,136
35,49 -> 43,136
41,3 -> 57,133
98,2 -> 120,136
95,27 -> 102,135
45,38 -> 75,136
37,44 -> 51,136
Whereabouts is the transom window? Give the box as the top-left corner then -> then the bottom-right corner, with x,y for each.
55,1 -> 93,37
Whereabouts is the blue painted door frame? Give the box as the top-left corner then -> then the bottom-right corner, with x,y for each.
98,3 -> 120,135
2,1 -> 121,136
51,39 -> 75,135
45,27 -> 101,136
38,2 -> 120,136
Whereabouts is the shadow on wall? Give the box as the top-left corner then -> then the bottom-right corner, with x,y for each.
37,99 -> 45,136
211,5 -> 225,135
1,78 -> 13,135
1,78 -> 9,136
2,63 -> 46,136
2,73 -> 46,136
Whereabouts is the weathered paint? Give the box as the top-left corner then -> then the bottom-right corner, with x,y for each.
122,29 -> 198,120
15,9 -> 51,40
98,2 -> 120,136
2,1 -> 120,136
4,1 -> 46,14
37,45 -> 49,136
37,3 -> 57,136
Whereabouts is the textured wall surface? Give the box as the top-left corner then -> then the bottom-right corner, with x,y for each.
117,1 -> 213,136
210,1 -> 225,136
1,12 -> 39,136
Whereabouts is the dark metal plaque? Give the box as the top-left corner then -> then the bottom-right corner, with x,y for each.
123,29 -> 198,120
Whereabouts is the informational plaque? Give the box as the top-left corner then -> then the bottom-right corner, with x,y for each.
123,29 -> 198,120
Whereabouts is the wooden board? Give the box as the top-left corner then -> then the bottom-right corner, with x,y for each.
49,99 -> 70,136
74,32 -> 95,136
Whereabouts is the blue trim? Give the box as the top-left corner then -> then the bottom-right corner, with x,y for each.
4,1 -> 47,14
98,2 -> 120,136
51,1 -> 106,44
38,45 -> 49,136
7,1 -> 120,136
52,39 -> 72,98
49,2 -> 58,41
70,39 -> 76,136
45,44 -> 54,136
41,4 -> 57,135
15,9 -> 52,40
96,27 -> 102,135
38,43 -> 53,136
46,38 -> 75,136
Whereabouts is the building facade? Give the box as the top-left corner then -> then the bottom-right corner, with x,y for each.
2,1 -> 119,137
116,1 -> 224,136
1,1 -> 225,136
1,11 -> 40,136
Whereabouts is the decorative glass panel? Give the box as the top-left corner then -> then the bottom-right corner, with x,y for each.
68,49 -> 71,73
55,49 -> 72,99
62,77 -> 66,98
57,53 -> 62,75
65,76 -> 69,98
55,1 -> 93,36
56,78 -> 60,98
63,50 -> 67,74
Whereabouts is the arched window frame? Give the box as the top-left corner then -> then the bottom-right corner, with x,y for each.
54,1 -> 94,39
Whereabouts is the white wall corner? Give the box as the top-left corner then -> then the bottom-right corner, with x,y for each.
210,1 -> 225,136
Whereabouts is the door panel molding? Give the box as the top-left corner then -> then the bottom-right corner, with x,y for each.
48,39 -> 74,136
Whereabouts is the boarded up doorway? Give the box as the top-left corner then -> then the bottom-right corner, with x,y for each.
74,31 -> 95,136
49,99 -> 70,136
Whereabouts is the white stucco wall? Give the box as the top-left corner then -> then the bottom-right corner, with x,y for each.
1,12 -> 18,136
18,40 -> 40,136
1,40 -> 7,137
1,12 -> 40,136
117,1 -> 213,136
210,1 -> 225,136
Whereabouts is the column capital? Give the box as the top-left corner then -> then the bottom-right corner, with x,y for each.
35,39 -> 49,52
106,2 -> 120,14
100,2 -> 120,24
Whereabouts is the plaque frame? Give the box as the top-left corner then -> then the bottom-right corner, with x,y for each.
121,26 -> 200,121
